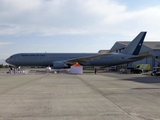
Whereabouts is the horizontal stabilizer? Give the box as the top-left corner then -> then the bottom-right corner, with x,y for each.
129,51 -> 152,60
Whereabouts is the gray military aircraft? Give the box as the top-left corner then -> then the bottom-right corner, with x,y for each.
6,32 -> 151,69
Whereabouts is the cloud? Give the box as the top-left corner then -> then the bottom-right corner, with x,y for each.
0,0 -> 160,37
0,42 -> 13,46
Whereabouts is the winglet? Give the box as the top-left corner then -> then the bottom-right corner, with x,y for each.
121,32 -> 147,55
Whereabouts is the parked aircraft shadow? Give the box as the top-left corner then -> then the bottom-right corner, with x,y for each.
132,88 -> 160,90
122,76 -> 160,84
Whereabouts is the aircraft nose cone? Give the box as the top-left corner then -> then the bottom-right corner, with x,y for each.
5,58 -> 9,63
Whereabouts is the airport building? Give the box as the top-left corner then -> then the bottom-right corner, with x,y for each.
99,42 -> 160,70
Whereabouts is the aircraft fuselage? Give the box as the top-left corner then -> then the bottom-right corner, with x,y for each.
6,53 -> 134,67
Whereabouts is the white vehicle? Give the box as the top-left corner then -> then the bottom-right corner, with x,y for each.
151,67 -> 160,76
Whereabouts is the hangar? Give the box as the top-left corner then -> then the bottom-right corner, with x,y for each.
99,41 -> 160,70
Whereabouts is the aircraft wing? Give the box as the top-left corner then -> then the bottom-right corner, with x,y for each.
128,51 -> 153,60
64,53 -> 112,64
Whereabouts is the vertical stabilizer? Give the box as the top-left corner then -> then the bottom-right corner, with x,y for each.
121,32 -> 147,55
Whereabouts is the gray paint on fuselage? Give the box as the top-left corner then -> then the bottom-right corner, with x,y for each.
7,53 -> 96,66
6,53 -> 136,67
89,53 -> 133,66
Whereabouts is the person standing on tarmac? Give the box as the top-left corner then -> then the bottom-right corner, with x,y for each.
94,67 -> 97,74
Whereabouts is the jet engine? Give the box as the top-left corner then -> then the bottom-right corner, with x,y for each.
53,61 -> 69,69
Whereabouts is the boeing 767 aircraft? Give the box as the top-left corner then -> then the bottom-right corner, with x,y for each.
6,32 -> 151,69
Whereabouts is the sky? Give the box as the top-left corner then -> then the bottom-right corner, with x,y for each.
1,0 -> 160,60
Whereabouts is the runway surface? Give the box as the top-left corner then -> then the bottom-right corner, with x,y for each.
0,70 -> 160,120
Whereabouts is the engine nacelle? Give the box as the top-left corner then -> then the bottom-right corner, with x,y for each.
53,61 -> 69,69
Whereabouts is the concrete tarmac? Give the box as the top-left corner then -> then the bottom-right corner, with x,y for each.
0,70 -> 160,119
